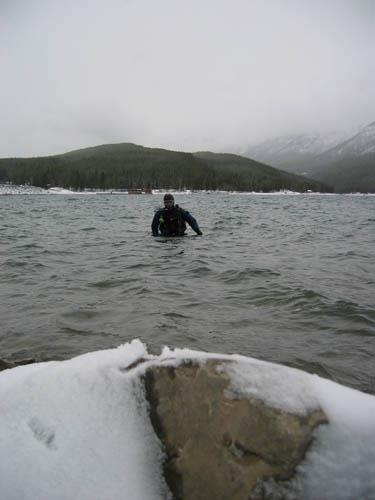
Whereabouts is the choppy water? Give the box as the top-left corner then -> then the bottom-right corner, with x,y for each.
1,193 -> 374,394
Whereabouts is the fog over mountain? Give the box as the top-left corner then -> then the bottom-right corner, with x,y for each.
1,0 -> 375,157
309,122 -> 375,192
242,121 -> 375,192
320,121 -> 375,159
238,131 -> 347,174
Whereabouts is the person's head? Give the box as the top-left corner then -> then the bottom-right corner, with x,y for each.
163,193 -> 175,208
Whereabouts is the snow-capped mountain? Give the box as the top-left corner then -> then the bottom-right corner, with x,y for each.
317,121 -> 375,161
241,133 -> 341,158
240,132 -> 344,174
308,121 -> 375,192
238,122 -> 375,192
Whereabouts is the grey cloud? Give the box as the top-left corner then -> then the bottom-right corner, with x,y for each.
1,0 -> 374,156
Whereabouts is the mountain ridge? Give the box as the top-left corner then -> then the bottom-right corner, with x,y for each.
0,142 -> 330,193
308,122 -> 375,192
239,122 -> 375,192
238,131 -> 346,176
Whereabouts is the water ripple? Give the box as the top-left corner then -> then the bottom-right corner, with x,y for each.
218,267 -> 280,283
1,193 -> 374,394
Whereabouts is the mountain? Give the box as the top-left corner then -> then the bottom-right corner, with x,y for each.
319,121 -> 375,159
0,143 -> 331,193
308,122 -> 375,193
241,122 -> 375,192
240,132 -> 343,175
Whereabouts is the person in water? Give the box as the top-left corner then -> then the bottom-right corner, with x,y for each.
152,194 -> 202,237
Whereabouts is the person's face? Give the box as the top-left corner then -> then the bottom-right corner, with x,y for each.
164,199 -> 174,208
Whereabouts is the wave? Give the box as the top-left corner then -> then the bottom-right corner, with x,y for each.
88,279 -> 129,289
320,299 -> 375,326
163,312 -> 189,319
218,267 -> 280,283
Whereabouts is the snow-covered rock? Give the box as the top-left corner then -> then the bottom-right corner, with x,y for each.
0,341 -> 374,499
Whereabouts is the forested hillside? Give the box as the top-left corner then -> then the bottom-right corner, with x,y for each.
0,143 -> 331,192
311,155 -> 375,193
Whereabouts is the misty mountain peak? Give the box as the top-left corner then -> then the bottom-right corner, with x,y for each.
327,120 -> 375,157
239,132 -> 344,172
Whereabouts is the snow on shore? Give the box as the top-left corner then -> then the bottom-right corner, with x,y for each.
0,184 -> 77,195
0,184 -> 46,195
1,184 -> 375,196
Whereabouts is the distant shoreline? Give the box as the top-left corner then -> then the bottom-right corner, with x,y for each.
1,184 -> 374,196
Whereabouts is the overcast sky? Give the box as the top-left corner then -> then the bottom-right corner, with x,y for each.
1,0 -> 374,157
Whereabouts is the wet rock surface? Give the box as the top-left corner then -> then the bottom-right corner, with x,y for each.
145,360 -> 328,500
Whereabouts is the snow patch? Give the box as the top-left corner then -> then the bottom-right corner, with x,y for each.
0,340 -> 168,500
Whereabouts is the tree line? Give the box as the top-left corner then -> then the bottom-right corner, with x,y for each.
0,144 -> 332,192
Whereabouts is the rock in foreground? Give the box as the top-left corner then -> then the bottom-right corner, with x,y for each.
1,341 -> 374,500
145,360 -> 328,500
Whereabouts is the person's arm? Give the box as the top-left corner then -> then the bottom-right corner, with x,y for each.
151,210 -> 161,236
181,209 -> 202,235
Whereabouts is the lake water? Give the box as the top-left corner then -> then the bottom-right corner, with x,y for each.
1,192 -> 374,394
